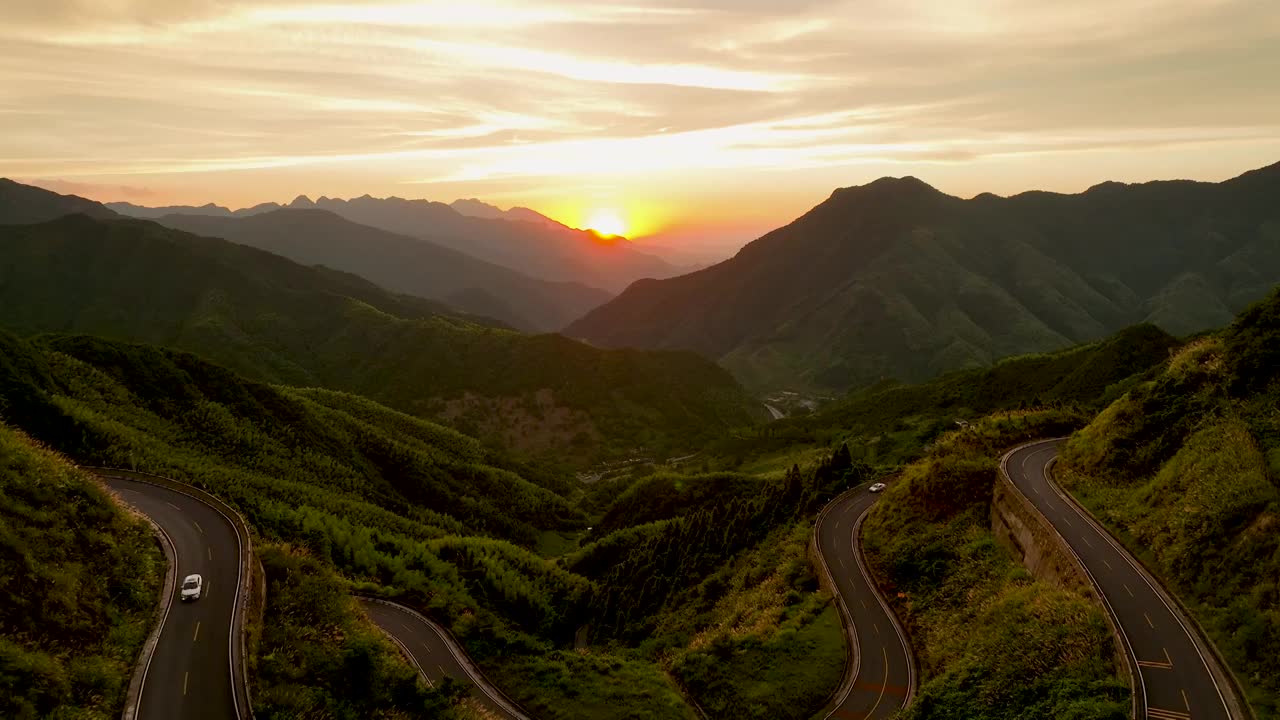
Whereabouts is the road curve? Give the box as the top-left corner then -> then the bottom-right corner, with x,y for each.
814,485 -> 916,719
100,475 -> 245,720
359,598 -> 530,720
1004,440 -> 1247,720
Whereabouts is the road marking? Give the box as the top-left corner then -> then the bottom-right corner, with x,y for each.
193,621 -> 201,642
873,622 -> 880,635
183,671 -> 189,696
1081,536 -> 1093,548
1144,613 -> 1154,629
1124,583 -> 1134,597
208,547 -> 213,561
1182,689 -> 1191,712
1032,486 -> 1041,495
860,599 -> 868,609
1137,648 -> 1175,670
1102,559 -> 1113,570
438,665 -> 447,678
1059,513 -> 1073,527
167,501 -> 181,511
1147,707 -> 1191,720
193,521 -> 203,534
865,647 -> 890,718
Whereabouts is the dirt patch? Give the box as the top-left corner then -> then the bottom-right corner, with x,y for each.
438,388 -> 601,453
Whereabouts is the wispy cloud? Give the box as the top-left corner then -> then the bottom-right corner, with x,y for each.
2,0 -> 1277,241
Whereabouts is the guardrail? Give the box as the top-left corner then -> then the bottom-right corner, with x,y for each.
357,596 -> 532,720
997,440 -> 1139,720
1042,458 -> 1255,720
87,466 -> 256,720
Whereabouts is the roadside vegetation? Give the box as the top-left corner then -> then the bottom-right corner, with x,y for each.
862,411 -> 1130,720
0,424 -> 163,720
1059,288 -> 1280,719
254,544 -> 466,719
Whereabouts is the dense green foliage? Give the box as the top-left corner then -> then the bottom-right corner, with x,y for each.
708,322 -> 1176,473
0,209 -> 761,462
862,411 -> 1130,720
0,425 -> 162,720
155,208 -> 612,332
568,162 -> 1280,391
1059,288 -> 1280,718
255,544 -> 464,719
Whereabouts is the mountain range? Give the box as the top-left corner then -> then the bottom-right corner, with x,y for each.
0,191 -> 761,459
151,208 -> 610,331
110,193 -> 679,293
567,161 -> 1280,391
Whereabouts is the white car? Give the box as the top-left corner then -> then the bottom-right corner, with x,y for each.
180,574 -> 203,602
869,482 -> 887,493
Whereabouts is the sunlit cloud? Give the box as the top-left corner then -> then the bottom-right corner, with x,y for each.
2,0 -> 1278,246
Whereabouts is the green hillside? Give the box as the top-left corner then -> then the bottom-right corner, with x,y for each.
154,208 -> 613,332
566,161 -> 1280,392
862,411 -> 1128,720
0,424 -> 162,720
0,214 -> 761,461
1058,288 -> 1280,718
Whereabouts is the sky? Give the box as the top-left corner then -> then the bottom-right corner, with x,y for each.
3,0 -> 1279,254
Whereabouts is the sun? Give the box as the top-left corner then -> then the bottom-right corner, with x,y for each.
585,209 -> 627,238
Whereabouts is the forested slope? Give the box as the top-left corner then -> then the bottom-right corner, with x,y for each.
1058,287 -> 1280,718
568,161 -> 1280,392
0,424 -> 162,720
0,214 -> 761,460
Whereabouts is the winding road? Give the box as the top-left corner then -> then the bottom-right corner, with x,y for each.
360,598 -> 530,719
1004,440 -> 1247,720
814,485 -> 916,719
100,474 -> 246,720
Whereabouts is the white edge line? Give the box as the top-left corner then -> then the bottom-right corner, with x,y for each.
94,471 -> 252,720
813,487 -> 863,718
131,510 -> 178,720
852,505 -> 917,708
361,598 -> 530,720
999,440 -> 1146,720
1043,458 -> 1235,719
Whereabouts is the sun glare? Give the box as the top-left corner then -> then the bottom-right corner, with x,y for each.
586,209 -> 628,238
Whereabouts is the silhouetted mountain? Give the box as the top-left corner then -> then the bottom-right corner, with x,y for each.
0,214 -> 760,459
155,208 -> 612,331
0,178 -> 118,224
450,198 -> 564,228
106,200 -> 282,218
292,194 -> 677,292
567,161 -> 1280,391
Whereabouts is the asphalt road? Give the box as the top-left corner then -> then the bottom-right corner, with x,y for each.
359,598 -> 529,720
815,486 -> 915,720
1005,440 -> 1241,720
101,475 -> 242,720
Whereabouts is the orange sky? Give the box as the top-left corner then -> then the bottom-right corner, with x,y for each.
4,1 -> 1279,252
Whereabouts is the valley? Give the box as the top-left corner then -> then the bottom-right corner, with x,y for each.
2,167 -> 1278,720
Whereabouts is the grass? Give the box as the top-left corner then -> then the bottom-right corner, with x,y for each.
860,411 -> 1129,720
0,425 -> 163,720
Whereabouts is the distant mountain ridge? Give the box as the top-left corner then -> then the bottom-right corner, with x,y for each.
566,161 -> 1280,391
0,213 -> 760,459
110,192 -> 679,292
153,208 -> 612,332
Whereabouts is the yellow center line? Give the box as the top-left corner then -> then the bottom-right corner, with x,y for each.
864,647 -> 891,718
183,671 -> 189,696
193,621 -> 201,643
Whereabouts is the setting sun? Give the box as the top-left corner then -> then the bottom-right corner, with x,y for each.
586,209 -> 627,238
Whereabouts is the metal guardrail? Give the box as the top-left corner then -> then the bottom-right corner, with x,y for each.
88,466 -> 256,720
